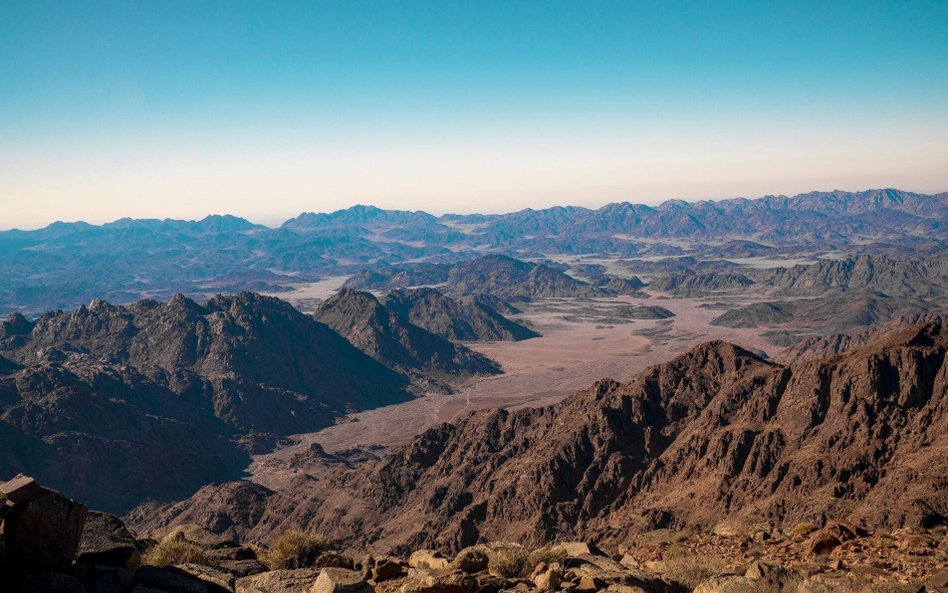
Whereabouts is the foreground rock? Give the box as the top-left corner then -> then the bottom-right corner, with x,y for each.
1,475 -> 87,574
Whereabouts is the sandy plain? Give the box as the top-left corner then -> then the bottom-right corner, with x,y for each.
248,292 -> 775,484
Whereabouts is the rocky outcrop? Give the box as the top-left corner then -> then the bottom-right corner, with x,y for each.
1,476 -> 87,574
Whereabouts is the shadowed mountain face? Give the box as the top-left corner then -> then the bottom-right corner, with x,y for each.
0,293 -> 410,433
314,289 -> 502,387
383,287 -> 539,342
0,293 -> 413,513
130,322 -> 948,555
5,189 -> 943,316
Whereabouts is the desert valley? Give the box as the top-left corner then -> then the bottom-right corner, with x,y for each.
3,2 -> 948,591
1,190 -> 947,593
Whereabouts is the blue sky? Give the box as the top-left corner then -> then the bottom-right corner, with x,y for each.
2,0 -> 947,228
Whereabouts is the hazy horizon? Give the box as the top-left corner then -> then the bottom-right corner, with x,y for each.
3,1 -> 947,229
2,185 -> 946,232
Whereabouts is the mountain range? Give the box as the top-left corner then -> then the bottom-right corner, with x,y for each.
127,320 -> 948,555
2,188 -> 946,315
0,293 -> 414,512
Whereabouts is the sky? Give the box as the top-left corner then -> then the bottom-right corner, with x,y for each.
1,1 -> 947,229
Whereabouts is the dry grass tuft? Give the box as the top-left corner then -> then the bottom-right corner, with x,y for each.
657,547 -> 728,590
488,545 -> 531,578
791,522 -> 818,539
261,529 -> 331,570
527,544 -> 567,568
142,539 -> 210,567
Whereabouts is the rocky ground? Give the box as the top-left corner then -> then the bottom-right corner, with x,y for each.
2,475 -> 947,593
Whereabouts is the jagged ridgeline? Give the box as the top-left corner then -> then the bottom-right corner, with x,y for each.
4,188 -> 945,317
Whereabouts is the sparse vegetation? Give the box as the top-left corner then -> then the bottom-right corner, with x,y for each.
142,538 -> 211,567
527,544 -> 567,568
791,522 -> 818,538
261,529 -> 331,569
487,545 -> 531,578
657,545 -> 729,590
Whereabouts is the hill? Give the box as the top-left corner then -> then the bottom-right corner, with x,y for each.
0,293 -> 411,512
383,287 -> 539,342
314,290 -> 502,388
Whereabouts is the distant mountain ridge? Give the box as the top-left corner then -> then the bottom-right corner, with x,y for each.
2,188 -> 946,315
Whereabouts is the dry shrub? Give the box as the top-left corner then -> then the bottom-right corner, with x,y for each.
488,545 -> 530,578
262,529 -> 331,569
142,538 -> 210,567
791,522 -> 818,538
527,544 -> 567,568
658,551 -> 728,590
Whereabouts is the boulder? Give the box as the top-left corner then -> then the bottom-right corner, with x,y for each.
806,533 -> 840,557
136,564 -> 231,593
314,551 -> 356,570
310,567 -> 373,593
75,563 -> 135,593
559,542 -> 603,557
399,568 -> 477,593
236,568 -> 318,593
606,586 -> 650,593
744,560 -> 798,588
693,575 -> 759,593
1,475 -> 42,505
176,563 -> 237,592
472,573 -> 509,593
77,511 -> 143,572
574,575 -> 604,593
16,573 -> 88,593
373,557 -> 406,581
217,559 -> 269,578
618,554 -> 641,570
408,550 -> 451,570
3,486 -> 88,573
451,547 -> 489,574
531,562 -> 563,590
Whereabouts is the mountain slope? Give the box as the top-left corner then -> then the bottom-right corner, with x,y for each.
314,290 -> 502,386
130,321 -> 948,555
383,287 -> 539,342
0,293 -> 410,434
444,255 -> 598,300
0,353 -> 248,512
